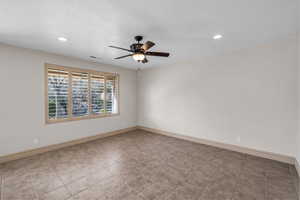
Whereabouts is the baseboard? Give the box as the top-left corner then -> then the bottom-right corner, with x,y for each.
0,126 -> 138,164
1,125 -> 296,167
137,126 -> 295,165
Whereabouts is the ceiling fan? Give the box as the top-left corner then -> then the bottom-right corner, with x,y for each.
109,36 -> 170,64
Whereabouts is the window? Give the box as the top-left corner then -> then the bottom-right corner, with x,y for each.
45,64 -> 119,123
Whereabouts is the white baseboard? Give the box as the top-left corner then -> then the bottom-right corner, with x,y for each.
137,126 -> 295,165
0,126 -> 138,164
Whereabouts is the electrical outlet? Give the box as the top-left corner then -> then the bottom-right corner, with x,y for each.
33,138 -> 39,144
236,136 -> 241,143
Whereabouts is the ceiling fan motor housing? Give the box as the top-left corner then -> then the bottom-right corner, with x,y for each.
134,35 -> 143,42
130,43 -> 144,53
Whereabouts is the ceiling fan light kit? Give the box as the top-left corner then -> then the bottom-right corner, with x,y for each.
133,53 -> 145,61
109,35 -> 170,64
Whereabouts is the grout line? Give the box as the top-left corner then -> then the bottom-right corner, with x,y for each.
289,165 -> 300,199
1,171 -> 4,200
235,155 -> 246,196
50,165 -> 73,198
0,174 -> 2,200
41,160 -> 75,200
0,167 -> 5,200
25,165 -> 41,200
265,175 -> 270,200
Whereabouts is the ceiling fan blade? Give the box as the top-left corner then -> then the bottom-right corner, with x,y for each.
146,51 -> 170,57
109,46 -> 133,52
142,41 -> 155,51
114,54 -> 133,59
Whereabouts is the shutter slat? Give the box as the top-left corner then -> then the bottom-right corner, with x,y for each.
91,75 -> 105,114
47,69 -> 69,119
105,76 -> 118,113
72,72 -> 89,117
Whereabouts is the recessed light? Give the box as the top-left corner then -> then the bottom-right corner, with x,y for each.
57,37 -> 68,42
213,34 -> 223,40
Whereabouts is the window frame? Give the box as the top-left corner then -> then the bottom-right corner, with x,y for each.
45,63 -> 120,124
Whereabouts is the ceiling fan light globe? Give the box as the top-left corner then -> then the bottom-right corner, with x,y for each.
133,53 -> 145,61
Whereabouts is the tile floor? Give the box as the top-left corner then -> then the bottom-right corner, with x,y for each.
0,130 -> 299,200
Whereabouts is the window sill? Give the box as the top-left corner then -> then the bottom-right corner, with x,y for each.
45,113 -> 120,125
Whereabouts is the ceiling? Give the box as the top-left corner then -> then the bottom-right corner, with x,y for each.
0,0 -> 298,69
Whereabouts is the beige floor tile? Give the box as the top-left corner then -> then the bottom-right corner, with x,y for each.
2,184 -> 38,200
237,172 -> 267,200
200,176 -> 238,200
165,183 -> 205,200
38,186 -> 71,200
0,130 -> 298,200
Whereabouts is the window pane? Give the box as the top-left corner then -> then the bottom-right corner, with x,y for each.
48,69 -> 69,119
91,74 -> 105,114
106,76 -> 118,114
72,72 -> 89,117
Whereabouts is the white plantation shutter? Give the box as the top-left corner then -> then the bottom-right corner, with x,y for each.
105,75 -> 118,114
47,69 -> 69,119
71,72 -> 89,117
46,64 -> 119,123
90,74 -> 105,114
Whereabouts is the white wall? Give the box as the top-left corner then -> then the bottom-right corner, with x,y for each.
138,38 -> 298,157
295,33 -> 300,162
296,0 -> 300,165
0,43 -> 137,156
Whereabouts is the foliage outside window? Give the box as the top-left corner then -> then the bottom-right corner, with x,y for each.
46,64 -> 119,123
